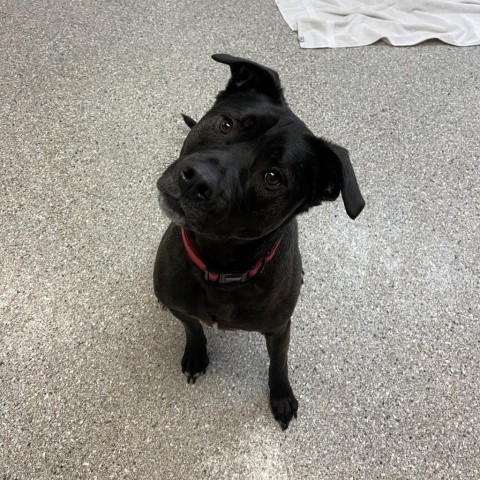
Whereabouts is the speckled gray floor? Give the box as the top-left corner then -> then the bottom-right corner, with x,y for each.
1,1 -> 479,479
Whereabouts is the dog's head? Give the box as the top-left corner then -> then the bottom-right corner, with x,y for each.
157,54 -> 365,239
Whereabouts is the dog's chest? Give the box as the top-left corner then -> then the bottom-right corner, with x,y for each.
194,285 -> 263,331
197,303 -> 249,331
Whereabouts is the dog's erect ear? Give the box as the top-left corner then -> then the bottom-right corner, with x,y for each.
212,53 -> 284,103
309,138 -> 365,220
181,114 -> 196,129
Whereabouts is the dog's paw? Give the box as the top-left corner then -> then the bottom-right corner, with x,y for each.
181,346 -> 209,384
270,392 -> 298,430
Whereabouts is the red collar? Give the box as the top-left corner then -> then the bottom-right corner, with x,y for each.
181,228 -> 282,284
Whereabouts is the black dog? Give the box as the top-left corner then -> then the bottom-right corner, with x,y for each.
154,54 -> 365,430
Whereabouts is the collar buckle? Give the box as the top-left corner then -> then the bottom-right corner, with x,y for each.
204,269 -> 249,283
218,271 -> 249,284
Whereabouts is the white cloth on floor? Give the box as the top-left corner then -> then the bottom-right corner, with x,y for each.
274,0 -> 480,48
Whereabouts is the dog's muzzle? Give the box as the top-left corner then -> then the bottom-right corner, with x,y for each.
179,159 -> 222,201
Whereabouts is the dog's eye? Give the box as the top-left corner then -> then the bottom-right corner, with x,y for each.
219,118 -> 233,134
264,169 -> 283,186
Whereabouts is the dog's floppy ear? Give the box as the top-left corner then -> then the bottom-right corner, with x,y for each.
212,53 -> 284,103
309,138 -> 365,220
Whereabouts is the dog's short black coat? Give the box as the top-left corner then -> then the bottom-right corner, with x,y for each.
154,54 -> 365,430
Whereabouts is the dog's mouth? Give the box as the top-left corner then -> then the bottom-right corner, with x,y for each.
158,192 -> 187,227
158,190 -> 232,235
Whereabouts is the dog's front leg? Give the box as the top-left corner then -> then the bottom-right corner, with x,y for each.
265,321 -> 298,430
170,309 -> 209,384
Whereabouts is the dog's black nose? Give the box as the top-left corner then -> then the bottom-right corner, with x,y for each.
179,163 -> 220,201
